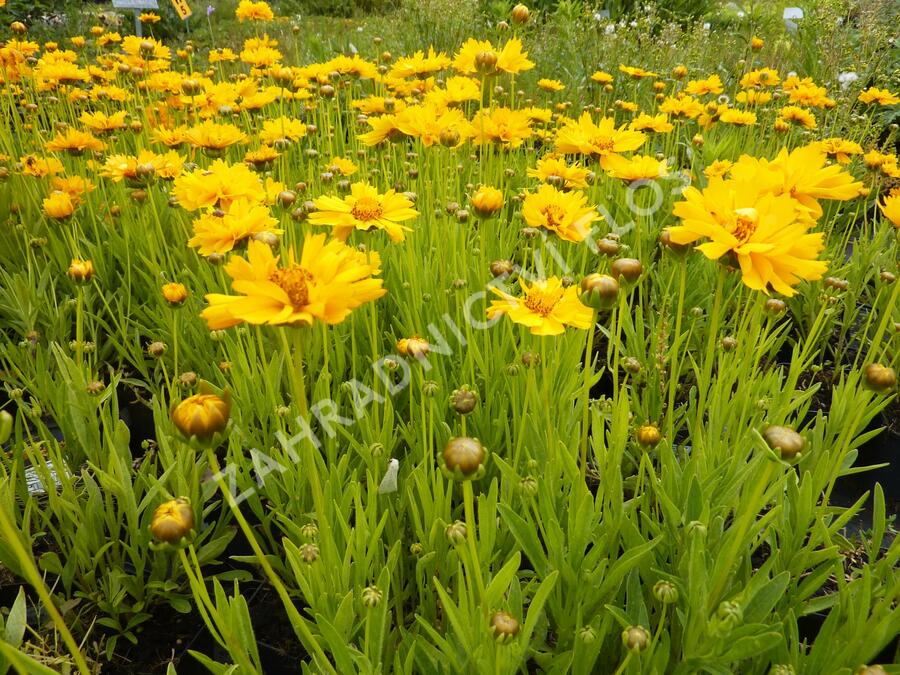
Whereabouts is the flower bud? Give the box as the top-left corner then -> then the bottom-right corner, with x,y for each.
610,258 -> 643,284
442,436 -> 487,479
150,497 -> 195,545
147,341 -> 167,358
298,543 -> 319,563
621,625 -> 650,652
764,298 -> 786,316
855,667 -> 887,675
475,50 -> 498,74
580,273 -> 619,310
0,410 -> 12,445
490,611 -> 520,643
596,237 -> 620,256
578,626 -> 597,644
397,336 -> 430,359
361,586 -> 383,608
519,475 -> 538,497
622,357 -> 642,374
300,522 -> 318,541
162,282 -> 188,306
445,520 -> 467,545
521,351 -> 540,368
449,386 -> 478,415
879,271 -> 896,285
636,424 -> 661,448
770,665 -> 796,675
721,336 -> 738,352
864,364 -> 896,392
715,601 -> 743,632
471,186 -> 503,217
171,388 -> 231,443
762,425 -> 805,460
490,259 -> 514,277
511,4 -> 530,24
660,230 -> 690,256
68,259 -> 95,283
653,580 -> 679,604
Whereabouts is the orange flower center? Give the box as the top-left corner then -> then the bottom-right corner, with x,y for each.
590,137 -> 615,153
541,204 -> 567,228
733,207 -> 759,242
351,196 -> 384,222
523,289 -> 562,317
271,266 -> 312,308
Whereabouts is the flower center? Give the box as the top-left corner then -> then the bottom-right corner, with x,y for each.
523,288 -> 563,317
541,204 -> 567,228
733,207 -> 759,242
270,266 -> 312,308
590,137 -> 615,153
351,196 -> 384,222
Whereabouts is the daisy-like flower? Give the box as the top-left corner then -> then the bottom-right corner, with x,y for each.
359,115 -> 403,146
151,125 -> 189,148
396,104 -> 469,147
666,177 -> 828,296
43,191 -> 75,219
173,159 -> 266,210
590,70 -> 614,85
659,95 -> 704,120
735,90 -> 772,105
879,194 -> 900,228
470,107 -> 532,149
387,47 -> 451,80
537,78 -> 565,92
80,110 -> 127,133
185,120 -> 249,152
244,145 -> 280,169
139,12 -> 161,23
703,160 -> 733,179
685,74 -> 723,96
858,87 -> 899,106
52,175 -> 94,202
236,0 -> 274,21
719,109 -> 757,126
453,37 -> 534,75
188,199 -> 283,256
259,117 -> 307,145
739,68 -> 780,89
778,105 -> 816,129
554,113 -> 645,158
817,138 -> 863,165
45,128 -> 105,154
601,154 -> 668,182
521,184 -> 599,243
309,182 -> 419,242
324,157 -> 358,176
201,236 -> 385,329
487,277 -> 593,335
628,113 -> 673,133
527,156 -> 590,189
618,65 -> 658,79
21,155 -> 64,177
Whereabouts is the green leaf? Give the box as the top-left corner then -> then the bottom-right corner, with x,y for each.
484,551 -> 521,610
4,587 -> 26,648
521,570 -> 559,647
498,504 -> 548,576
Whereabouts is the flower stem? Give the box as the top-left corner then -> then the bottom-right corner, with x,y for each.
462,480 -> 487,616
579,311 -> 597,479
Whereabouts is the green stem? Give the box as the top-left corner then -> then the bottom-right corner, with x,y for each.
462,481 -> 487,616
579,312 -> 598,479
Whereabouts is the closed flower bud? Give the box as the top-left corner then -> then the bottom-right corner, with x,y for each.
442,436 -> 486,479
764,298 -> 786,315
596,237 -> 620,256
440,128 -> 461,147
521,351 -> 540,368
471,186 -> 503,217
751,36 -> 764,50
879,271 -> 896,285
490,611 -> 520,643
721,336 -> 738,352
578,626 -> 597,644
490,259 -> 514,277
623,357 -> 642,374
409,542 -> 424,556
445,520 -> 467,545
455,208 -> 470,223
762,425 -> 805,460
162,282 -> 188,306
636,424 -> 661,448
300,522 -> 318,540
519,475 -> 538,497
0,410 -> 13,445
855,667 -> 887,675
449,386 -> 478,415
86,380 -> 105,395
692,134 -> 704,147
361,586 -> 383,608
580,273 -> 619,310
171,389 -> 231,443
150,497 -> 195,545
397,336 -> 430,359
621,625 -> 650,652
660,230 -> 690,255
511,4 -> 530,24
147,341 -> 167,358
422,380 -> 439,397
68,258 -> 94,283
770,665 -> 796,675
864,363 -> 896,392
653,580 -> 679,604
475,50 -> 498,74
298,543 -> 319,563
715,601 -> 743,631
610,257 -> 643,284
824,276 -> 849,291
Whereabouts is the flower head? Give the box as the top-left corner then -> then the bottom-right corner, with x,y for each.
555,113 -> 645,158
521,184 -> 599,242
487,277 -> 593,335
309,182 -> 418,242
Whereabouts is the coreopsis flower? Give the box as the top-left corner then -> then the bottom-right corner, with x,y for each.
80,110 -> 127,133
150,125 -> 188,148
43,191 -> 75,219
201,236 -> 386,328
751,36 -> 764,50
659,95 -> 704,120
209,47 -> 238,63
189,199 -> 282,256
817,138 -> 863,165
184,120 -> 248,152
666,178 -> 828,296
739,68 -> 780,89
779,105 -> 817,129
719,109 -> 757,126
396,104 -> 469,147
469,107 -> 533,149
601,154 -> 668,182
703,160 -> 733,179
387,47 -> 451,79
21,154 -> 64,177
68,258 -> 94,283
45,128 -> 105,154
259,116 -> 307,145
685,75 -> 723,96
858,87 -> 900,106
554,113 -> 645,158
139,12 -> 161,23
396,336 -> 430,359
470,185 -> 504,217
453,37 -> 534,75
880,194 -> 900,228
628,113 -> 673,133
244,145 -> 279,168
150,498 -> 195,545
735,89 -> 772,105
325,157 -> 358,176
308,182 -> 418,242
487,277 -> 593,335
173,159 -> 266,210
618,64 -> 658,79
171,390 -> 231,441
425,75 -> 480,107
236,0 -> 274,21
590,70 -> 614,85
52,175 -> 94,201
359,115 -> 402,146
527,156 -> 590,189
537,78 -> 565,92
521,184 -> 599,243
731,145 -> 863,219
162,283 -> 189,306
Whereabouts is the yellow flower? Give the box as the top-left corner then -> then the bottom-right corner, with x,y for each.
387,47 -> 451,79
139,12 -> 161,23
52,175 -> 94,201
396,104 -> 469,147
325,157 -> 358,176
601,154 -> 668,182
189,199 -> 282,256
236,0 -> 274,21
618,65 -> 658,79
259,116 -> 307,144
68,258 -> 95,283
659,95 -> 704,120
453,37 -> 534,75
527,156 -> 590,189
201,236 -> 386,328
173,160 -> 266,210
470,185 -> 504,217
817,138 -> 863,165
628,113 -> 673,133
739,68 -> 780,89
779,105 -> 816,129
685,75 -> 723,96
735,90 -> 772,105
666,178 -> 827,296
469,107 -> 532,149
171,392 -> 230,441
21,154 -> 64,177
880,194 -> 900,228
45,128 -> 105,154
43,191 -> 75,219
150,498 -> 195,544
162,282 -> 189,306
590,70 -> 614,85
858,87 -> 899,106
359,115 -> 403,146
538,78 -> 565,92
185,120 -> 249,151
487,277 -> 593,335
151,125 -> 189,148
703,160 -> 733,179
309,182 -> 419,242
521,184 -> 599,243
80,110 -> 127,133
751,36 -> 764,50
554,113 -> 645,158
719,109 -> 757,126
